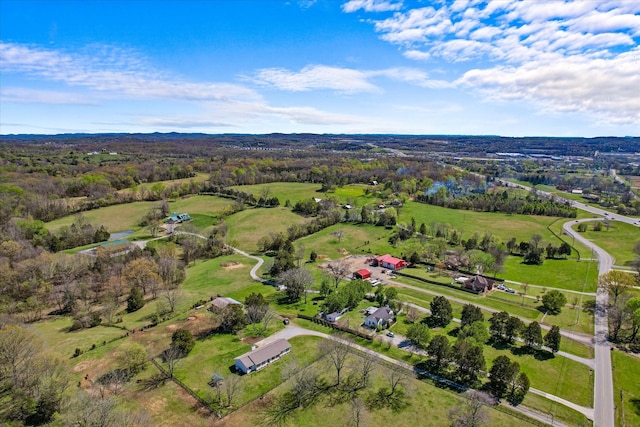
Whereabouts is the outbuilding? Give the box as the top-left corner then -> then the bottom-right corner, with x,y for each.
353,269 -> 372,280
373,254 -> 408,271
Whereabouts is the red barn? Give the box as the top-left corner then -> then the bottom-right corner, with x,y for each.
374,254 -> 408,271
354,269 -> 372,280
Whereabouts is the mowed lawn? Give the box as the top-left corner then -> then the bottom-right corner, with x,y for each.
501,256 -> 599,292
573,221 -> 640,266
296,222 -> 394,261
30,316 -> 128,358
612,350 -> 640,427
45,201 -> 156,234
229,182 -> 324,205
225,207 -> 309,253
172,335 -> 323,408
399,201 -> 570,244
220,344 -> 525,427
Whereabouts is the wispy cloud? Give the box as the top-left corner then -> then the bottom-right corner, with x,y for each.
1,88 -> 99,105
342,0 -> 403,13
252,65 -> 380,93
252,64 -> 449,92
346,0 -> 640,125
0,42 -> 260,102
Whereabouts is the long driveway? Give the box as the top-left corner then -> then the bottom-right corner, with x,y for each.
257,325 -> 572,427
563,218 -> 615,427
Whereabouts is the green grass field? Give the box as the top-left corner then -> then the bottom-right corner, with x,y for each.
225,207 -> 308,253
484,343 -> 594,407
229,182 -> 324,205
501,256 -> 598,293
573,221 -> 640,266
172,335 -> 323,409
220,337 -> 528,427
612,350 -> 640,427
398,201 -> 569,244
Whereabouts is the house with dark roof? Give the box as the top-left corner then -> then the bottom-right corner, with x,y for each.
364,306 -> 394,329
234,339 -> 291,374
462,275 -> 494,294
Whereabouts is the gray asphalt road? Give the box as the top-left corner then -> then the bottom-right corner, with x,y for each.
563,219 -> 615,427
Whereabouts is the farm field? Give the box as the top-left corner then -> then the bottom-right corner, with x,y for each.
570,220 -> 640,266
225,207 -> 308,253
21,181 -> 623,426
229,182 -> 324,205
398,201 -> 571,244
501,256 -> 598,293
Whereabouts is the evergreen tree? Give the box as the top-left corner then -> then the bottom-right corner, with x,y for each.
171,328 -> 195,356
504,316 -> 523,344
427,335 -> 451,372
126,287 -> 145,313
543,325 -> 561,353
522,321 -> 543,349
452,339 -> 486,385
488,355 -> 520,398
507,372 -> 530,406
461,304 -> 484,328
430,296 -> 453,327
489,311 -> 509,340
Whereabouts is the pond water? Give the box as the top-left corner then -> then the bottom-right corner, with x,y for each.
109,230 -> 134,240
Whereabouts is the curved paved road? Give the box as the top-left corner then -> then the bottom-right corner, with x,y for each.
563,218 -> 615,427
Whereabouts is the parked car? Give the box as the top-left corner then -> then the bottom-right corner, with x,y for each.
506,288 -> 516,293
386,331 -> 395,338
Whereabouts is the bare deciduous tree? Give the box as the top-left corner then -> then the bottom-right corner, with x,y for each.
349,397 -> 370,427
449,390 -> 493,427
261,307 -> 276,334
327,260 -> 349,289
384,364 -> 413,397
353,351 -> 377,389
162,286 -> 183,313
223,374 -> 243,407
319,339 -> 351,386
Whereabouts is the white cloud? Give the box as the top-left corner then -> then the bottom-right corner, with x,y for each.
138,117 -> 235,128
457,47 -> 640,125
347,0 -> 640,125
403,49 -> 431,60
252,65 -> 379,93
342,0 -> 403,13
1,88 -> 98,105
0,42 -> 260,102
252,64 -> 450,91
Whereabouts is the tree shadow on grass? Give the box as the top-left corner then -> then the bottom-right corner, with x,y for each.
630,398 -> 640,415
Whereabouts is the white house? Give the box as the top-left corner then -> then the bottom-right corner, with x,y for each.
364,307 -> 394,329
234,339 -> 291,374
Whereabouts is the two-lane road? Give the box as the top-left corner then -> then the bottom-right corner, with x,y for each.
563,218 -> 615,427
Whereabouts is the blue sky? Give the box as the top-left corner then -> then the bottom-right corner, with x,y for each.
1,0 -> 639,136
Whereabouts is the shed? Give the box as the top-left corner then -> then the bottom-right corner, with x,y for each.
354,269 -> 371,280
209,297 -> 243,312
234,339 -> 291,374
